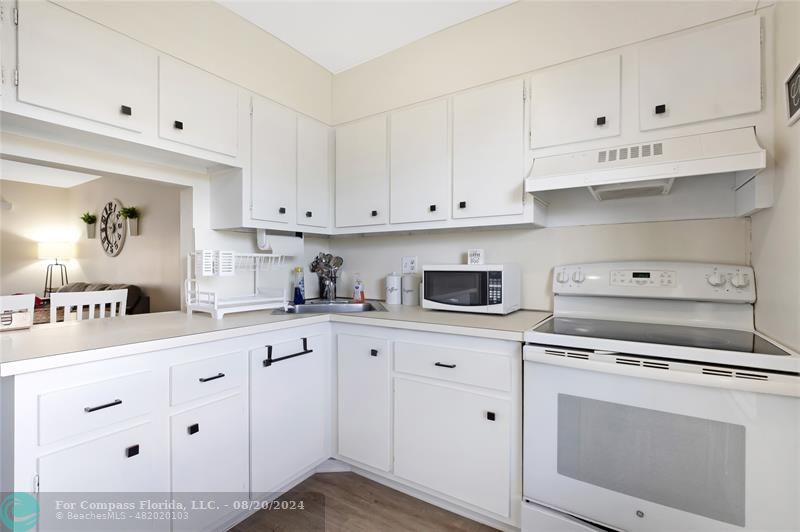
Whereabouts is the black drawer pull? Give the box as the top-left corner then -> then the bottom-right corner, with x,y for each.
370,349 -> 379,357
654,104 -> 667,115
458,201 -> 467,209
199,372 -> 225,383
84,399 -> 122,413
306,211 -> 313,218
429,204 -> 437,212
486,411 -> 496,421
174,120 -> 184,130
120,105 -> 132,116
596,116 -> 606,126
263,337 -> 314,367
187,423 -> 200,435
434,362 -> 456,369
371,210 -> 378,217
279,207 -> 286,214
125,444 -> 140,458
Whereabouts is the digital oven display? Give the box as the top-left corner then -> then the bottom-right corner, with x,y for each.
632,272 -> 651,279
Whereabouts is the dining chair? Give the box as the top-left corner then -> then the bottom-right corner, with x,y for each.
50,289 -> 128,323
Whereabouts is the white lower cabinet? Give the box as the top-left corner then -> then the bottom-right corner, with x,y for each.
250,333 -> 330,493
394,378 -> 511,517
337,334 -> 392,471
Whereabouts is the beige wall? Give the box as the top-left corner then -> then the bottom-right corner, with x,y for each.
56,0 -> 333,124
332,0 -> 758,123
751,0 -> 800,351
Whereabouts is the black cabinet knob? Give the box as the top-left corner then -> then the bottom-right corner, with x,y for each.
305,211 -> 313,218
125,444 -> 140,458
458,201 -> 467,209
120,105 -> 132,116
370,349 -> 379,357
371,210 -> 378,217
279,207 -> 286,214
486,412 -> 496,421
596,116 -> 606,126
187,423 -> 200,435
174,120 -> 184,130
429,204 -> 437,212
654,104 -> 667,115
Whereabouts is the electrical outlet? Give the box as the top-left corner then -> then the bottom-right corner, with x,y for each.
402,256 -> 418,274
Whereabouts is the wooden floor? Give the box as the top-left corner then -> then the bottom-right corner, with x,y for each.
231,472 -> 498,532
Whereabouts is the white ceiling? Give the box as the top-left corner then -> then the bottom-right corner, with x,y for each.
218,1 -> 514,74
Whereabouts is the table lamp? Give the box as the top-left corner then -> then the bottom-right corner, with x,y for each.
38,241 -> 76,297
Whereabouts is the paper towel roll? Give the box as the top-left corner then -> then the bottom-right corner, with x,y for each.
386,273 -> 402,305
402,274 -> 420,306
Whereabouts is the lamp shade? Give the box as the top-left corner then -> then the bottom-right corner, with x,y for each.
37,241 -> 76,260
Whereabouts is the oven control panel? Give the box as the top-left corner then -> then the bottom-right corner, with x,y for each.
553,261 -> 755,303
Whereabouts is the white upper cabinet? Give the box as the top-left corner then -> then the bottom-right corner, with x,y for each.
390,100 -> 450,224
638,17 -> 762,131
452,79 -> 526,219
297,116 -> 332,228
530,54 -> 621,149
16,1 -> 157,133
158,56 -> 239,156
335,115 -> 388,227
251,96 -> 297,223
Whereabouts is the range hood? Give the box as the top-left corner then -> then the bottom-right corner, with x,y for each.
526,127 -> 766,200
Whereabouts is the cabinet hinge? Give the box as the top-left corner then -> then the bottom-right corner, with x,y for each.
522,83 -> 527,102
13,6 -> 18,25
33,474 -> 40,494
14,68 -> 18,86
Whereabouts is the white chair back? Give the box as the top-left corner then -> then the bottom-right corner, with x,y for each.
50,289 -> 128,323
1,294 -> 36,330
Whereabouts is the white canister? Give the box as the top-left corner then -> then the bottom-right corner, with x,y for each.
386,272 -> 402,305
402,274 -> 420,306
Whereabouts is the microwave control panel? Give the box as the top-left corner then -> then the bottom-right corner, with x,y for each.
488,271 -> 503,304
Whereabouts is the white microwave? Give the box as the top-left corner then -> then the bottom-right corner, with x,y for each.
421,264 -> 521,315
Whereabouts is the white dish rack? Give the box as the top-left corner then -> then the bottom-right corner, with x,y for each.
186,250 -> 287,319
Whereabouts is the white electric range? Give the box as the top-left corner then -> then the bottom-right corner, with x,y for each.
522,261 -> 800,532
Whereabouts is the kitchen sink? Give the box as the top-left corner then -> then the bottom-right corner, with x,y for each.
277,300 -> 387,314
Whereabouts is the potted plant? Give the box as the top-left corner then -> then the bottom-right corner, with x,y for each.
80,212 -> 97,239
120,206 -> 140,236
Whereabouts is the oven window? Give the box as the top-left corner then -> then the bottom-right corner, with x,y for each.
424,271 -> 487,306
557,394 -> 745,526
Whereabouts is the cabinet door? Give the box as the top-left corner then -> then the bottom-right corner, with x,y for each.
171,394 -> 248,493
453,79 -> 526,219
251,335 -> 330,493
530,55 -> 621,148
251,96 -> 297,223
390,100 -> 450,224
17,1 -> 156,133
297,116 -> 332,228
159,56 -> 238,156
638,17 -> 761,131
394,378 -> 511,517
335,115 -> 388,227
337,334 -> 391,471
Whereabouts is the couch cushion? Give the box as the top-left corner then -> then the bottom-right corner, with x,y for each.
56,282 -> 90,293
106,283 -> 141,311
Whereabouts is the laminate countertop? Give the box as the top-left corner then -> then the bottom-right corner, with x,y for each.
0,304 -> 551,376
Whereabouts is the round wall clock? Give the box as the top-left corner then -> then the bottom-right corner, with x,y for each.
99,199 -> 127,257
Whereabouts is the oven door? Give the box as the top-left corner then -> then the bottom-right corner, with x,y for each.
523,345 -> 800,532
423,270 -> 487,309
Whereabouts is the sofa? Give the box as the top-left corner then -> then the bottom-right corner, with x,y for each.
55,282 -> 150,315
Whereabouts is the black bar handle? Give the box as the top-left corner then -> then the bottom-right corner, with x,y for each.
125,444 -> 140,458
370,349 -> 379,357
434,362 -> 456,369
187,423 -> 200,435
654,104 -> 667,115
174,120 -> 184,130
199,372 -> 225,383
263,338 -> 313,367
84,399 -> 122,413
120,105 -> 132,116
595,116 -> 606,126
458,201 -> 467,209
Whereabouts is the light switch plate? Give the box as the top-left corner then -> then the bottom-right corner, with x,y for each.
402,256 -> 418,274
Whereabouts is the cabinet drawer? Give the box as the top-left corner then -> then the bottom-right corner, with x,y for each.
170,351 -> 246,406
394,342 -> 511,392
38,371 -> 156,446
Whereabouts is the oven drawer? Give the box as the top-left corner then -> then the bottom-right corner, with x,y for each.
394,341 -> 511,391
170,351 -> 246,406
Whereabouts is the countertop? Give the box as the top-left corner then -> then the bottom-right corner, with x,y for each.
0,304 -> 551,376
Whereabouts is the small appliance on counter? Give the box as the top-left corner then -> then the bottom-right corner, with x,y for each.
421,264 -> 520,314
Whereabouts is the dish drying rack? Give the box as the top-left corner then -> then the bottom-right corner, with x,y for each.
186,250 -> 287,319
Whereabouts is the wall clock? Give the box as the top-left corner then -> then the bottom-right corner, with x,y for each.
99,199 -> 127,257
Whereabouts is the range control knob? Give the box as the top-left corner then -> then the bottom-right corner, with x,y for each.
556,270 -> 569,284
730,273 -> 750,289
707,271 -> 726,287
572,271 -> 586,284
